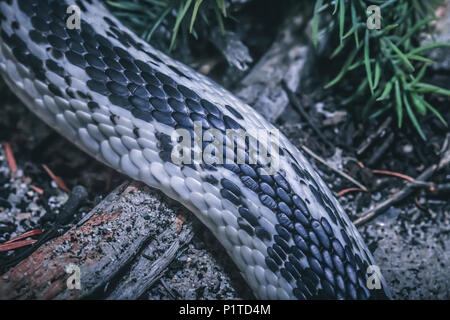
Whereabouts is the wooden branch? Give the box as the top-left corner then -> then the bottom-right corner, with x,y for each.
106,217 -> 194,299
235,7 -> 310,122
354,135 -> 450,227
0,180 -> 248,300
0,182 -> 186,298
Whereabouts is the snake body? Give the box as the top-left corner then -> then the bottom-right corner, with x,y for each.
0,0 -> 390,299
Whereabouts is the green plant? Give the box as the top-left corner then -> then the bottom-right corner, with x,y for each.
313,0 -> 450,140
106,0 -> 229,51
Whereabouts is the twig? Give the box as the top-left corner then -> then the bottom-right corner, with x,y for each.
4,142 -> 17,174
42,164 -> 70,193
0,239 -> 37,252
106,221 -> 194,300
372,170 -> 415,182
356,116 -> 392,155
354,136 -> 450,227
337,188 -> 367,197
431,183 -> 450,194
366,132 -> 395,167
160,278 -> 177,300
301,145 -> 368,192
30,185 -> 44,195
282,81 -> 335,150
3,229 -> 42,244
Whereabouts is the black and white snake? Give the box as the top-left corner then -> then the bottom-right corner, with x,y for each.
0,0 -> 391,299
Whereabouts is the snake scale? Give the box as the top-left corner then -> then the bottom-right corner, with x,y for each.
0,0 -> 391,299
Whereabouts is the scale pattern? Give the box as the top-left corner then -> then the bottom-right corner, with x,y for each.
0,0 -> 391,299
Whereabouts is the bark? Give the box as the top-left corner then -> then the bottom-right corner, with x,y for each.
0,181 -> 195,299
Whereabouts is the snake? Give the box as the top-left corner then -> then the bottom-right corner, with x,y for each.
0,0 -> 391,299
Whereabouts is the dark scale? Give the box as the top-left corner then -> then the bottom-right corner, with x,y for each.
48,83 -> 63,97
292,209 -> 310,228
238,207 -> 258,227
273,243 -> 287,260
274,235 -> 290,253
47,35 -> 68,51
275,224 -> 290,242
285,262 -> 301,279
168,64 -> 191,80
308,230 -> 320,248
31,16 -> 50,33
104,57 -> 124,71
294,222 -> 308,239
259,182 -> 275,197
65,51 -> 87,68
150,98 -> 171,113
86,66 -> 108,82
237,218 -> 254,236
294,235 -> 309,252
67,39 -> 86,55
241,175 -> 258,192
178,84 -> 199,100
255,226 -> 271,241
132,86 -> 150,99
322,250 -> 334,270
280,268 -> 294,283
152,111 -> 176,127
259,194 -> 277,210
207,114 -> 226,132
225,104 -> 244,120
186,99 -> 205,115
124,70 -> 145,85
107,81 -> 128,96
146,85 -> 166,99
223,115 -> 242,130
332,254 -> 345,276
159,151 -> 172,162
130,96 -> 151,111
278,201 -> 292,217
311,219 -> 331,249
309,244 -> 323,263
86,54 -> 106,69
277,213 -> 294,231
109,95 -> 130,109
107,68 -> 128,85
29,29 -> 47,44
265,257 -> 279,273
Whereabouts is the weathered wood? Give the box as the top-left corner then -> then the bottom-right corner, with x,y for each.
106,217 -> 194,299
0,181 -> 192,299
235,8 -> 310,122
0,180 -> 249,300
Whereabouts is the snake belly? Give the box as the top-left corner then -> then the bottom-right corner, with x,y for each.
0,0 -> 391,299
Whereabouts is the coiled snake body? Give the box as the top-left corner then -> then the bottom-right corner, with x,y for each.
0,0 -> 390,299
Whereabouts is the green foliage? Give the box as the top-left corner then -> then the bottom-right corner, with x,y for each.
106,0 -> 229,51
313,0 -> 450,140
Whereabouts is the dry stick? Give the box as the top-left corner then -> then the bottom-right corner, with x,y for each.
301,145 -> 369,192
432,183 -> 450,194
366,132 -> 395,167
354,138 -> 450,227
282,81 -> 335,150
107,222 -> 194,300
356,116 -> 392,155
